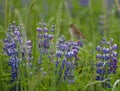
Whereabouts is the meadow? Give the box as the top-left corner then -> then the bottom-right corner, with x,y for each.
0,0 -> 120,91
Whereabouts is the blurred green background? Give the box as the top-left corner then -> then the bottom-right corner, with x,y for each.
0,0 -> 119,51
0,0 -> 120,52
0,0 -> 120,90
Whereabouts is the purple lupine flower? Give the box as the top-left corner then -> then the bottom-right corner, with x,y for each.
43,39 -> 49,49
57,35 -> 66,44
96,62 -> 104,67
61,58 -> 67,69
56,51 -> 63,58
102,47 -> 110,54
80,0 -> 89,6
56,60 -> 60,67
112,44 -> 117,50
96,45 -> 101,51
56,35 -> 83,83
3,22 -> 21,83
36,19 -> 55,51
96,37 -> 118,88
48,34 -> 54,40
104,0 -> 113,15
14,29 -> 20,36
50,24 -> 55,32
36,19 -> 55,72
66,0 -> 72,10
96,54 -> 103,59
77,41 -> 83,47
98,0 -> 113,35
44,27 -> 48,32
36,27 -> 42,32
3,21 -> 33,87
64,61 -> 74,83
26,40 -> 32,62
58,44 -> 67,51
65,51 -> 74,58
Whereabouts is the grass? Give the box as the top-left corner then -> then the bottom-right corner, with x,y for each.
0,0 -> 120,91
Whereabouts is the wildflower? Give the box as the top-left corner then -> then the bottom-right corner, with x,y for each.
55,35 -> 82,83
36,19 -> 55,50
36,19 -> 55,71
80,0 -> 89,6
104,0 -> 113,15
3,22 -> 22,82
96,37 -> 118,87
26,40 -> 33,67
3,21 -> 33,84
98,0 -> 113,34
56,51 -> 63,58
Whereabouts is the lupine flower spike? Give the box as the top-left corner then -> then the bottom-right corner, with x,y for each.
96,37 -> 118,88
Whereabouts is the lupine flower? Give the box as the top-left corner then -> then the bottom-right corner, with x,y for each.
80,0 -> 89,6
55,35 -> 82,83
36,19 -> 55,72
36,19 -> 55,51
98,0 -> 113,34
96,37 -> 118,87
3,21 -> 33,84
104,0 -> 113,16
98,14 -> 104,34
26,40 -> 33,67
3,21 -> 22,83
66,0 -> 72,10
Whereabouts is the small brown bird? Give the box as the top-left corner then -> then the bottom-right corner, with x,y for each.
69,24 -> 86,40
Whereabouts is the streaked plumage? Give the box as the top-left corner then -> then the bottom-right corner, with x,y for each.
69,24 -> 85,39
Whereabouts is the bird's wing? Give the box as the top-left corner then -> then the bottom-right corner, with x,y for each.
74,27 -> 86,39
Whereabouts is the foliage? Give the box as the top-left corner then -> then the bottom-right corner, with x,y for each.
0,0 -> 120,91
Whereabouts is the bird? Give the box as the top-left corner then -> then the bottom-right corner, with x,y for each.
69,24 -> 86,40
